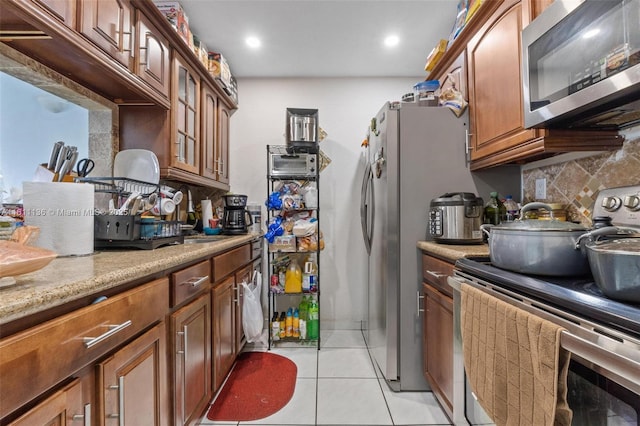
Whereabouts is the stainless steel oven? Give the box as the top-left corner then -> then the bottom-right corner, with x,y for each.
449,271 -> 640,425
522,0 -> 640,129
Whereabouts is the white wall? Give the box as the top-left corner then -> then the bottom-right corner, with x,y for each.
228,77 -> 419,329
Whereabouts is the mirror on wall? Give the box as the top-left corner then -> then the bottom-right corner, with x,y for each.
0,71 -> 89,202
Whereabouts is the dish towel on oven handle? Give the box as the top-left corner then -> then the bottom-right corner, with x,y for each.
461,284 -> 572,426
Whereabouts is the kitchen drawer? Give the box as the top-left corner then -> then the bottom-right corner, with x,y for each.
212,244 -> 251,282
422,254 -> 454,297
251,239 -> 263,260
170,260 -> 211,307
0,278 -> 168,419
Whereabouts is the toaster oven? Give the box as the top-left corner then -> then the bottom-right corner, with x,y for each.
268,152 -> 317,177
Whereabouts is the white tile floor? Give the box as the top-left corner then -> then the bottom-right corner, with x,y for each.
197,329 -> 452,426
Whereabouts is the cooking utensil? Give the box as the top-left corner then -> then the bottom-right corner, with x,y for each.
481,202 -> 590,276
57,150 -> 78,182
48,141 -> 64,170
584,237 -> 640,302
76,158 -> 95,177
54,145 -> 69,174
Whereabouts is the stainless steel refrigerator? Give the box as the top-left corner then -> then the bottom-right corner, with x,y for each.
360,102 -> 519,391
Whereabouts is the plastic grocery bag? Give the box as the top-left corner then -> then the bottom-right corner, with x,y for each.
242,270 -> 264,343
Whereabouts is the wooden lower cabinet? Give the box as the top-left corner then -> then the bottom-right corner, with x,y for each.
421,253 -> 455,421
423,283 -> 454,419
170,293 -> 211,426
6,379 -> 85,426
96,322 -> 169,426
212,275 -> 236,392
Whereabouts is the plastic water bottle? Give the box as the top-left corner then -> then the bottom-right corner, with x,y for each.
307,296 -> 319,340
503,195 -> 519,221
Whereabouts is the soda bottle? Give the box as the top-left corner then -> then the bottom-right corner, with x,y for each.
307,295 -> 319,340
299,295 -> 309,320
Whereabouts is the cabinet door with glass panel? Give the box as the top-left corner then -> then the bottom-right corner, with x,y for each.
172,54 -> 200,174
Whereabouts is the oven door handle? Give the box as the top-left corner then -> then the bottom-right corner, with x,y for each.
560,331 -> 640,394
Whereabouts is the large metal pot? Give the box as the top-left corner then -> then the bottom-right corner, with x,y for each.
585,238 -> 640,302
481,202 -> 590,276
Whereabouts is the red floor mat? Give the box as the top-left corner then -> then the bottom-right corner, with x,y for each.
207,351 -> 297,421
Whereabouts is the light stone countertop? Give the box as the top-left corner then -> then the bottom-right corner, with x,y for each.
0,234 -> 260,326
417,240 -> 490,263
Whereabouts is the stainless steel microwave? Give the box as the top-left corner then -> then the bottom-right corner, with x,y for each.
268,152 -> 317,177
522,0 -> 640,129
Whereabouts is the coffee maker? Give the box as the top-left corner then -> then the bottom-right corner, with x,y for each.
221,194 -> 253,235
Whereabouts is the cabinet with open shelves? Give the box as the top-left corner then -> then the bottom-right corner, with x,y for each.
265,145 -> 321,349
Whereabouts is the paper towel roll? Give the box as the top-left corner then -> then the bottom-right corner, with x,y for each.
23,182 -> 95,256
201,199 -> 213,228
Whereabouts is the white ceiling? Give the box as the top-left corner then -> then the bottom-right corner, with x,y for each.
179,0 -> 459,78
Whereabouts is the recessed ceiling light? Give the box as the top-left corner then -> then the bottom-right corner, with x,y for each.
384,35 -> 399,48
246,36 -> 261,48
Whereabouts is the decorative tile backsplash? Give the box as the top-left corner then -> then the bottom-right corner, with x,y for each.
522,133 -> 640,226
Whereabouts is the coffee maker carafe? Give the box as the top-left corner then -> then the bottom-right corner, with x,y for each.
221,194 -> 253,235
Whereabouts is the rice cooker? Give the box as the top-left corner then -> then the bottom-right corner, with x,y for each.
429,192 -> 484,244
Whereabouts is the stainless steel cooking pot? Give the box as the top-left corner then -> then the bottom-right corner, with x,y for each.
585,238 -> 640,302
481,202 -> 590,276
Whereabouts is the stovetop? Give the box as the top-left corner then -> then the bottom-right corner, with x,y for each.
455,257 -> 640,338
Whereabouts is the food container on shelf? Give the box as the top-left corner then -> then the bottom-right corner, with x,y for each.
413,80 -> 440,106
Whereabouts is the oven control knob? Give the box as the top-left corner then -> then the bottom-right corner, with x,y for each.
623,195 -> 640,211
601,196 -> 622,211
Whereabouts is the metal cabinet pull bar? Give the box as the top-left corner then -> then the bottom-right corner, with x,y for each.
83,320 -> 132,348
417,291 -> 425,314
118,376 -> 125,426
426,270 -> 446,279
181,276 -> 208,287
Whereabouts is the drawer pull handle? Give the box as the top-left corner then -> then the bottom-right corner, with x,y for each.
426,270 -> 446,279
83,320 -> 132,348
181,275 -> 209,288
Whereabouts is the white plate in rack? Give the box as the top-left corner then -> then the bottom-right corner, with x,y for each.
113,149 -> 160,193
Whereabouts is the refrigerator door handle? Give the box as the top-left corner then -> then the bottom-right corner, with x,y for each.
360,162 -> 374,255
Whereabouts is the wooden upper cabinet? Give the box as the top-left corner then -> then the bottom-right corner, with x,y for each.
136,9 -> 170,98
467,0 -> 535,162
79,0 -> 133,69
465,0 -> 622,169
34,0 -> 77,28
217,102 -> 231,185
172,54 -> 201,174
201,84 -> 219,180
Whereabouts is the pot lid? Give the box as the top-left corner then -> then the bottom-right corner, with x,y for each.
493,218 -> 587,231
493,201 -> 587,232
587,237 -> 640,254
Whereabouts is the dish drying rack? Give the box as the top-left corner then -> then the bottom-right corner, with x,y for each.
76,177 -> 184,249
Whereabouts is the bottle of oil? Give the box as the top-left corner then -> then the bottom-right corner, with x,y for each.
484,192 -> 506,225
